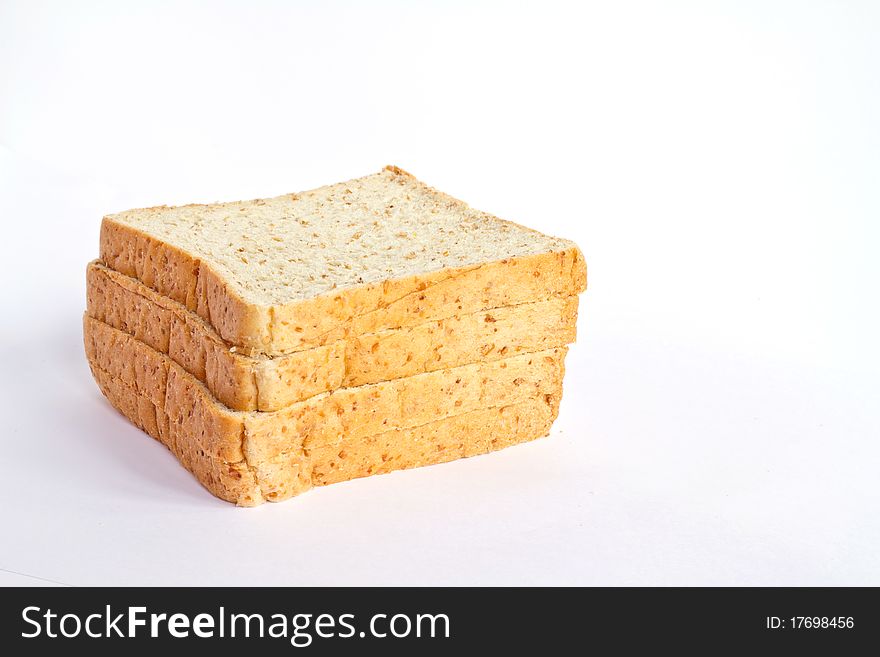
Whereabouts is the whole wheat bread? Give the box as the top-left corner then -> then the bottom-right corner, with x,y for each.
88,261 -> 578,411
100,166 -> 586,355
92,360 -> 558,506
84,316 -> 566,504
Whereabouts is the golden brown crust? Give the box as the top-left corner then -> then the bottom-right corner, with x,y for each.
87,262 -> 345,411
84,315 -> 567,463
295,394 -> 559,491
101,215 -> 586,355
87,363 -> 264,506
91,352 -> 559,505
87,261 -> 578,411
88,168 -> 583,506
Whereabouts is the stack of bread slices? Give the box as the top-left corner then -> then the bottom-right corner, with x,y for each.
84,166 -> 587,505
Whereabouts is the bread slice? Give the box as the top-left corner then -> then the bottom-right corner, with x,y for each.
84,317 -> 566,503
100,166 -> 586,356
87,261 -> 578,411
92,360 -> 559,506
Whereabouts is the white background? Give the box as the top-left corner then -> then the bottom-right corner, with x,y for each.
1,0 -> 878,586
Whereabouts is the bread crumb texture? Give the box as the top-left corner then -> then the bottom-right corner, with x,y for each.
100,167 -> 586,354
104,167 -> 576,305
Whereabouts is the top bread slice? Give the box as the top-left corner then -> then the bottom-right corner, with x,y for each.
101,166 -> 587,356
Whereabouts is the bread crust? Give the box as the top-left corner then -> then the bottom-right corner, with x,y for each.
92,357 -> 559,506
87,261 -> 578,411
101,218 -> 586,355
89,169 -> 585,505
89,366 -> 264,506
84,316 -> 567,503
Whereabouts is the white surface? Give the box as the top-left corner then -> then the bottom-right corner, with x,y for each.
1,0 -> 878,586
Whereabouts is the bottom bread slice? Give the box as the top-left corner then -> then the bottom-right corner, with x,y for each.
84,315 -> 567,463
90,360 -> 561,506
